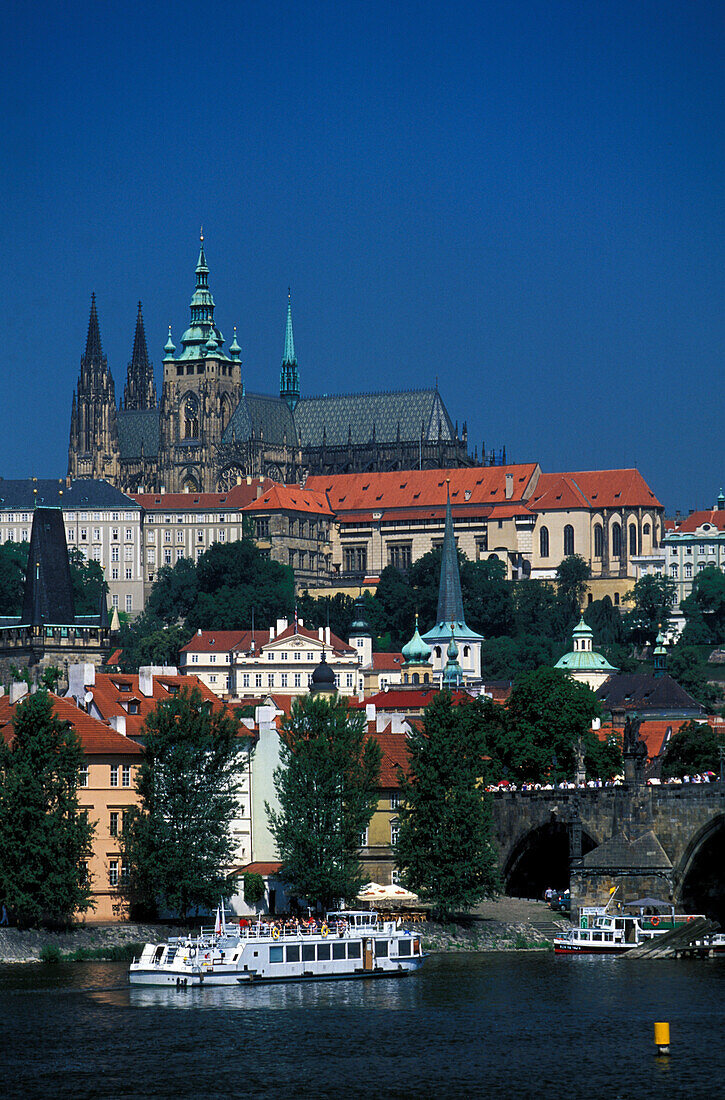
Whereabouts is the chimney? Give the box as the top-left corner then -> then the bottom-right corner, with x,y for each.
269,624 -> 275,641
390,713 -> 406,734
246,475 -> 252,485
325,626 -> 331,646
365,703 -> 376,723
138,666 -> 160,697
276,618 -> 288,635
68,662 -> 95,704
110,714 -> 127,737
318,627 -> 324,641
257,485 -> 263,498
197,628 -> 202,636
505,472 -> 513,500
9,682 -> 28,705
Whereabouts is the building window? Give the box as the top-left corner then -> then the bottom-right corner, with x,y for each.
112,594 -> 119,608
111,528 -> 119,541
197,530 -> 204,544
671,564 -> 678,579
110,765 -> 118,787
125,567 -> 133,580
390,820 -> 400,846
93,547 -> 102,562
164,549 -> 172,564
267,674 -> 275,688
175,549 -> 183,562
685,563 -> 692,579
255,518 -> 270,540
281,673 -> 288,687
176,530 -> 184,544
93,527 -> 101,542
110,811 -> 119,837
612,523 -> 622,558
209,674 -> 217,683
390,792 -> 401,809
111,546 -> 119,562
388,543 -> 412,571
242,674 -> 250,688
346,673 -> 354,688
563,525 -> 574,557
359,828 -> 368,847
594,524 -> 603,558
125,595 -> 132,613
183,393 -> 199,438
539,526 -> 549,558
629,525 -> 638,556
120,860 -> 129,886
79,860 -> 89,884
255,673 -> 263,688
294,673 -> 301,688
80,528 -> 88,542
125,528 -> 133,541
343,545 -> 367,574
79,766 -> 88,788
108,860 -> 119,887
122,765 -> 131,787
614,592 -> 620,606
147,548 -> 155,564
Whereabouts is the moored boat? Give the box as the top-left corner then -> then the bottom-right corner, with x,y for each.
554,897 -> 707,955
129,907 -> 426,986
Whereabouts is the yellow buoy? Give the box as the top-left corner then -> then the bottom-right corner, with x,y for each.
654,1021 -> 670,1054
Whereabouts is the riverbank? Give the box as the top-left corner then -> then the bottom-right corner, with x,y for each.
0,923 -> 167,964
413,896 -> 570,952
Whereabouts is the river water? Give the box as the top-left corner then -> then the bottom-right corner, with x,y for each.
1,952 -> 724,1099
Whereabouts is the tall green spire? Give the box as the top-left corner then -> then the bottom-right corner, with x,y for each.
280,289 -> 300,410
436,481 -> 465,626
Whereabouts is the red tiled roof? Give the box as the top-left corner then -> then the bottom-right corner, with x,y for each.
598,720 -> 682,761
372,652 -> 403,671
0,694 -> 142,756
132,480 -> 274,511
305,465 -> 539,516
79,672 -> 237,739
181,625 -> 355,656
241,484 -> 334,517
668,509 -> 725,534
106,649 -> 123,666
234,862 -> 282,876
369,725 -> 410,787
528,469 -> 662,511
358,688 -> 473,710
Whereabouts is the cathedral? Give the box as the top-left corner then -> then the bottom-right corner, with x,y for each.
68,239 -> 474,493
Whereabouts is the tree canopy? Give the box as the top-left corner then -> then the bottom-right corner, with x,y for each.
660,721 -> 725,779
121,687 -> 244,920
680,566 -> 725,645
267,694 -> 381,909
0,691 -> 95,927
624,573 -> 676,644
0,540 -> 29,616
395,691 -> 500,916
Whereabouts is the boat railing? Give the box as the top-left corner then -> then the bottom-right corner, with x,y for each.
194,918 -> 384,941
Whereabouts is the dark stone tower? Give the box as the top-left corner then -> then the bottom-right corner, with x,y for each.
68,295 -> 120,482
279,291 -> 300,411
122,302 -> 157,410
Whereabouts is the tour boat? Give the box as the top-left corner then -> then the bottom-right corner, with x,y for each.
554,899 -> 707,955
129,907 -> 426,986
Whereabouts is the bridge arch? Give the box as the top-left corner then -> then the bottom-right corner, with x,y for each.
675,812 -> 725,924
503,821 -> 598,899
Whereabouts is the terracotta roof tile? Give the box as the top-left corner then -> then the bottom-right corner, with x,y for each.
528,469 -> 662,511
132,480 -> 274,511
668,509 -> 725,534
74,672 -> 237,740
241,484 -> 334,517
371,652 -> 403,670
0,693 -> 142,756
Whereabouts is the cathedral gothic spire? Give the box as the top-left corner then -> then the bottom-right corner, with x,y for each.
280,290 -> 300,410
68,295 -> 120,482
122,301 -> 157,410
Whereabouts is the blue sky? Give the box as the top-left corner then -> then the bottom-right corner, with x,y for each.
3,0 -> 723,512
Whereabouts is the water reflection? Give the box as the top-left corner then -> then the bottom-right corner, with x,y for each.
129,973 -> 418,1011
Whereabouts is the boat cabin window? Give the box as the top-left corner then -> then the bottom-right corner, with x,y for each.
154,945 -> 165,963
286,945 -> 300,963
317,943 -> 331,961
332,943 -> 345,960
347,942 -> 361,959
375,940 -> 389,957
302,944 -> 315,962
166,947 -> 177,963
269,946 -> 283,964
398,939 -> 412,956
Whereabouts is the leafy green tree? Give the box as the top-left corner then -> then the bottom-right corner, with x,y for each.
624,573 -> 676,644
556,555 -> 591,621
479,634 -> 559,681
372,565 -> 415,651
0,540 -> 29,615
668,646 -> 720,711
121,687 -> 243,920
502,667 -> 614,781
296,592 -> 357,641
395,691 -> 500,917
187,539 -> 294,631
145,557 -> 199,626
267,694 -> 381,909
660,721 -> 725,779
513,579 -> 569,641
0,691 -> 95,927
67,549 -> 108,615
243,872 -> 266,907
117,612 -> 191,673
463,557 -> 514,638
584,596 -> 625,646
681,566 -> 725,644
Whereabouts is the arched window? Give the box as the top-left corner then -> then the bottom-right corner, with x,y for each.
463,646 -> 470,658
412,673 -> 419,685
612,522 -> 622,557
614,592 -> 620,605
587,592 -> 593,604
594,524 -> 603,558
183,393 -> 199,439
629,524 -> 638,556
220,394 -> 232,432
539,526 -> 549,558
563,525 -> 574,557
435,647 -> 441,660
643,523 -> 650,535
671,564 -> 678,580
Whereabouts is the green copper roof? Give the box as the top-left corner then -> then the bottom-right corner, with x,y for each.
350,596 -> 371,637
442,625 -> 464,685
283,292 -> 296,364
555,651 -> 618,673
572,615 -> 593,638
402,614 -> 432,665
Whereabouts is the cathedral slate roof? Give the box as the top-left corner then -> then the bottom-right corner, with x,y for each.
0,479 -> 139,509
117,409 -> 161,458
294,389 -> 453,448
222,393 -> 297,448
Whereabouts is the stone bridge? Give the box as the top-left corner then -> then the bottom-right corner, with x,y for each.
490,785 -> 725,918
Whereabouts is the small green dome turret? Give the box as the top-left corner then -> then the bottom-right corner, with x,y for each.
442,624 -> 463,686
402,613 -> 432,665
350,596 -> 371,637
164,326 -> 176,358
230,326 -> 241,360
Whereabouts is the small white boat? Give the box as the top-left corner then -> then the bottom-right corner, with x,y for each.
554,897 -> 707,955
129,907 -> 426,987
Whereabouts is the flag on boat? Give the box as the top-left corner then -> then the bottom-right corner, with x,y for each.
214,908 -> 221,935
